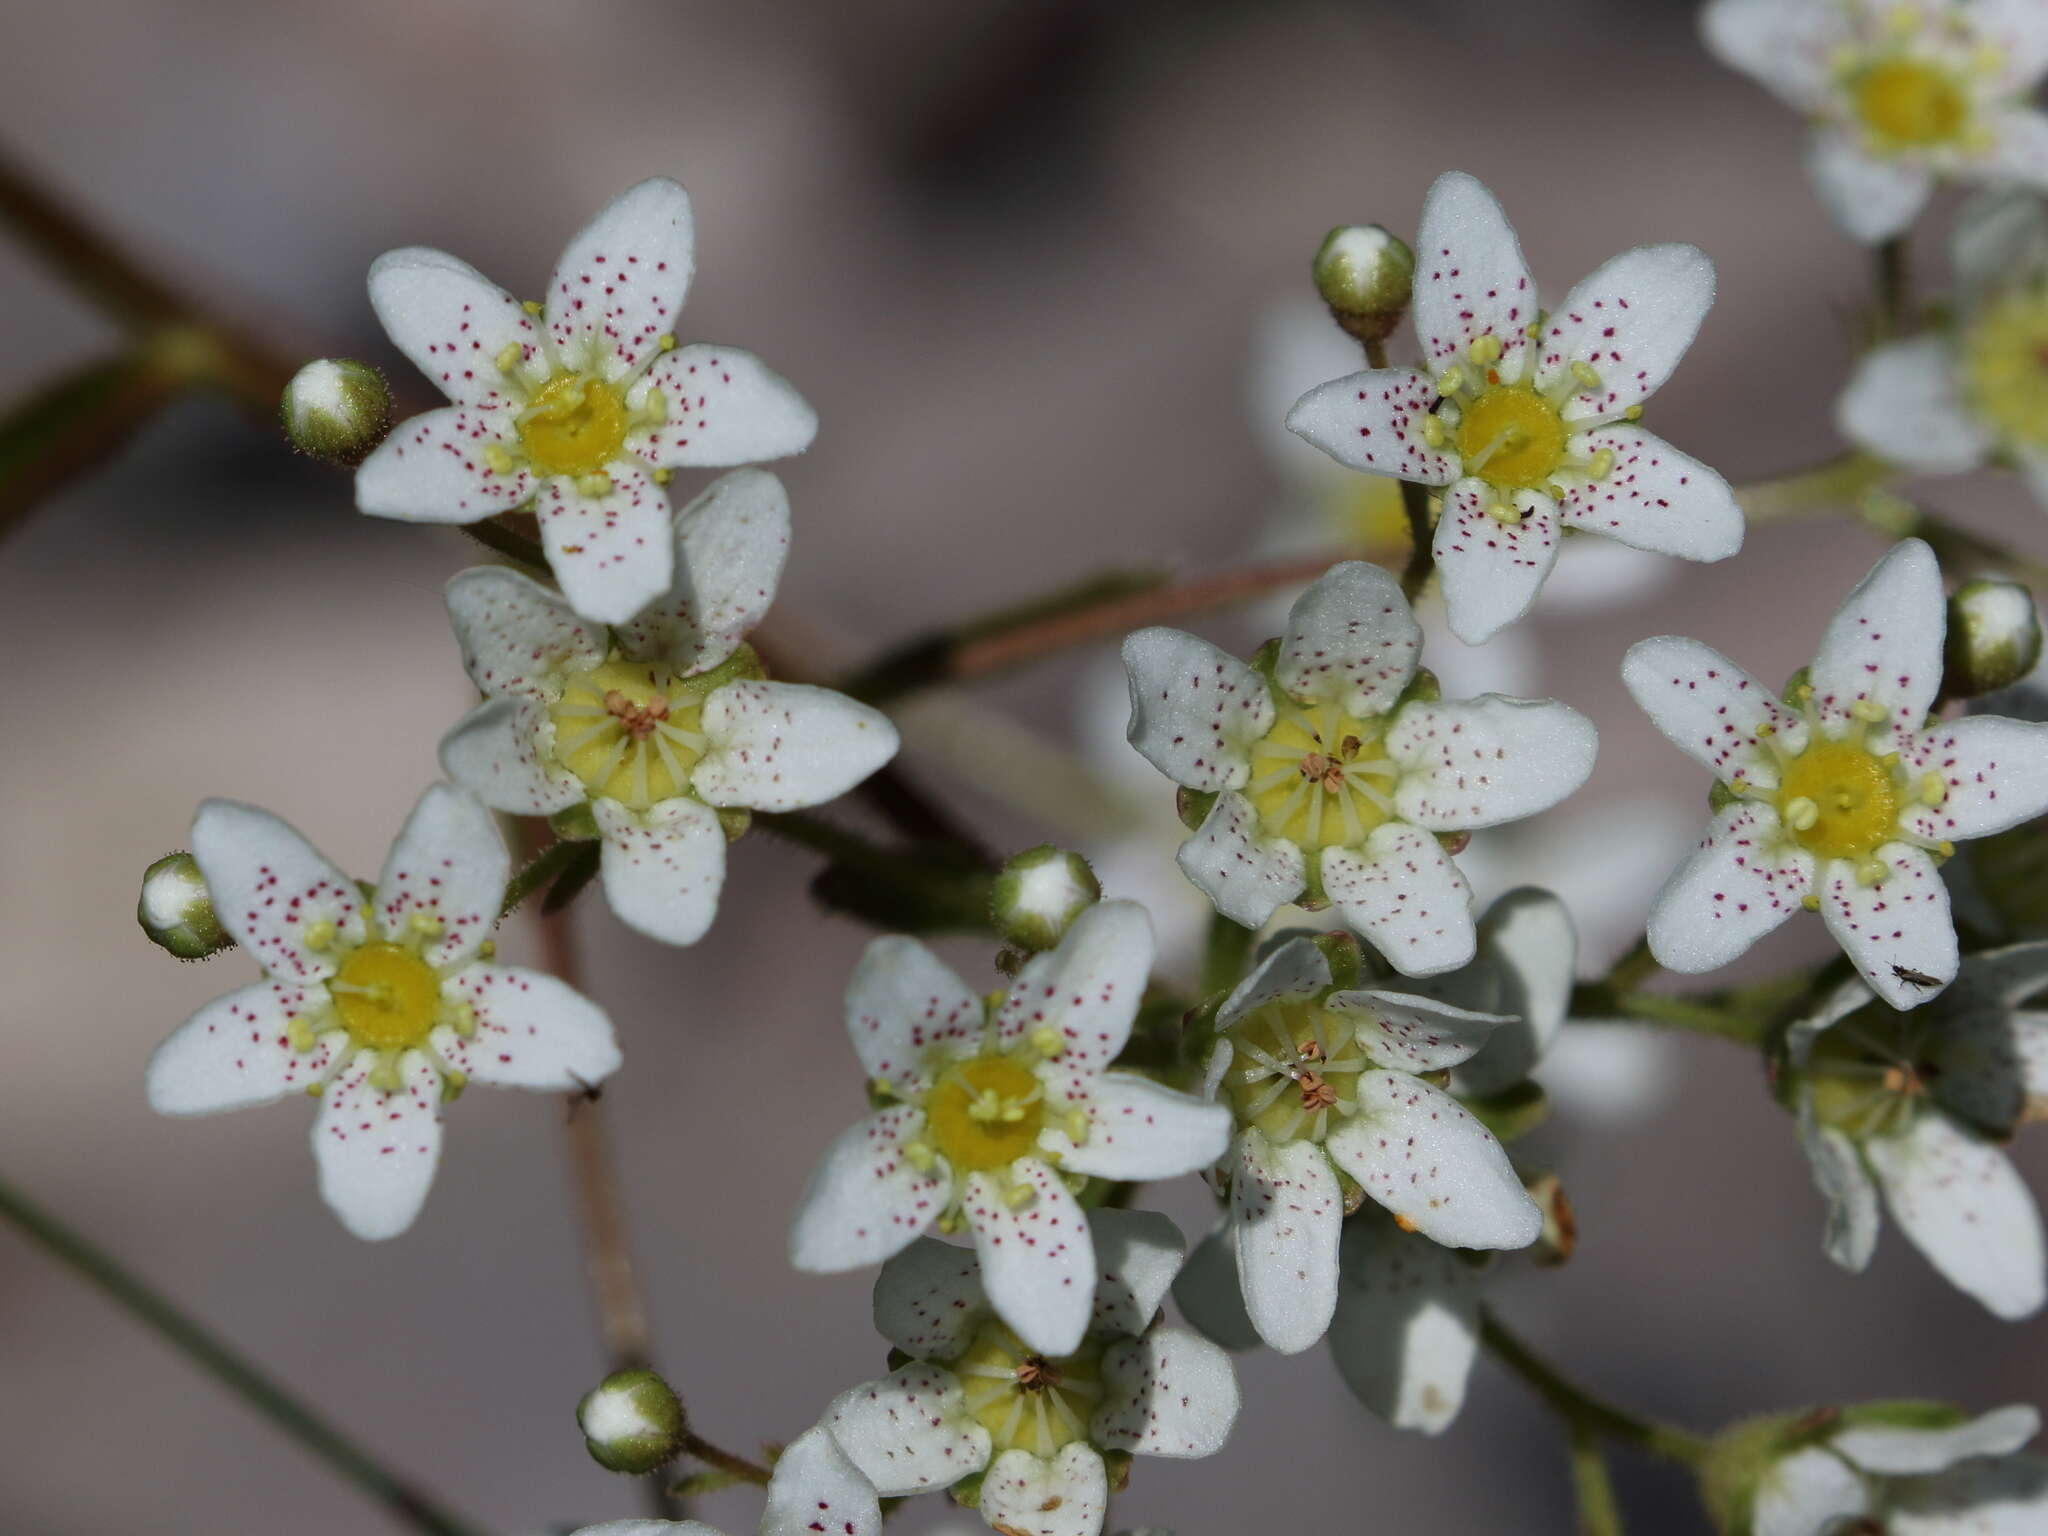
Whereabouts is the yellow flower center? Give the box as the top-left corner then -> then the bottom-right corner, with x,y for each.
328,941 -> 442,1052
1222,999 -> 1369,1144
1803,1005 -> 1934,1140
1776,738 -> 1902,862
548,658 -> 708,810
1852,57 -> 1970,150
1246,698 -> 1395,851
955,1319 -> 1105,1458
922,1054 -> 1046,1176
1456,384 -> 1568,493
517,372 -> 630,477
1961,285 -> 2048,450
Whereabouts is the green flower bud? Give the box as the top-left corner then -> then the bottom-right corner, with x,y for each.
576,1367 -> 686,1475
280,358 -> 392,467
1313,225 -> 1415,344
1944,578 -> 2042,698
138,852 -> 231,960
990,844 -> 1101,952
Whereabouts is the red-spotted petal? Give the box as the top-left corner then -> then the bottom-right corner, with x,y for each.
546,178 -> 694,382
1647,802 -> 1813,974
1215,935 -> 1331,1032
147,982 -> 343,1115
356,405 -> 532,524
627,344 -> 816,467
1284,367 -> 1458,485
1324,988 -> 1513,1074
1820,843 -> 1958,1009
1623,636 -> 1804,788
1177,791 -> 1308,929
614,467 -> 788,675
368,246 -> 540,409
430,964 -> 619,1090
445,565 -> 604,700
1867,1111 -> 2045,1320
593,797 -> 726,947
1555,426 -> 1743,561
977,1444 -> 1108,1536
1093,1325 -> 1238,1458
1325,1070 -> 1540,1249
1120,628 -> 1272,792
844,935 -> 984,1098
1900,716 -> 2048,843
990,900 -> 1152,1072
1322,823 -> 1478,978
872,1235 -> 989,1360
825,1363 -> 989,1497
1274,560 -> 1423,716
1328,1210 -> 1485,1435
790,1105 -> 951,1273
374,784 -> 507,969
1433,484 -> 1559,646
312,1050 -> 444,1241
1086,1206 -> 1186,1339
761,1427 -> 882,1536
1229,1128 -> 1342,1355
693,681 -> 899,812
1388,695 -> 1597,831
190,799 -> 367,984
1412,172 -> 1538,373
439,697 -> 586,818
1056,1073 -> 1232,1182
1536,243 -> 1715,420
962,1158 -> 1095,1357
533,462 -> 673,626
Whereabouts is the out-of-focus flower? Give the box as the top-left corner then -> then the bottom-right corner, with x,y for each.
1702,0 -> 2048,243
1625,539 -> 2048,1009
568,1425 -> 880,1536
439,469 -> 897,946
1287,173 -> 1741,644
356,178 -> 816,622
146,785 -> 620,1239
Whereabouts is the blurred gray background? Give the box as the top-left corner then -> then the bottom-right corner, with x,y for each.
4,1 -> 2046,1531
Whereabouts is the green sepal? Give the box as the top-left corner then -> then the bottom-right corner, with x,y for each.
716,806 -> 753,843
885,1347 -> 914,1372
1462,1079 -> 1550,1144
948,1470 -> 987,1509
1101,1449 -> 1134,1493
1396,666 -> 1441,708
540,841 -> 602,915
1311,928 -> 1363,991
548,801 -> 601,841
1176,785 -> 1219,834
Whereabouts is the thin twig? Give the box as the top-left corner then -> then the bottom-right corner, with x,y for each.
679,1430 -> 772,1486
1481,1307 -> 1708,1468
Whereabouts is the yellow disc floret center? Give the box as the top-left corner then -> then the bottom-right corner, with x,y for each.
1456,384 -> 1567,492
549,658 -> 707,811
955,1319 -> 1105,1458
1776,738 -> 1902,861
329,942 -> 442,1051
1961,286 -> 2048,450
517,372 -> 630,477
1853,58 -> 1969,149
1222,999 -> 1368,1144
1246,698 -> 1394,851
923,1054 -> 1046,1175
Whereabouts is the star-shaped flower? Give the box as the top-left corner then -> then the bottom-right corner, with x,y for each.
1285,173 -> 1742,644
1702,0 -> 2048,244
1788,942 -> 2048,1320
1840,190 -> 2048,505
1120,560 -> 1597,976
1623,538 -> 2048,1009
439,468 -> 899,947
822,1208 -> 1238,1536
145,784 -> 621,1239
356,177 -> 816,624
569,1426 -> 880,1536
788,900 -> 1231,1357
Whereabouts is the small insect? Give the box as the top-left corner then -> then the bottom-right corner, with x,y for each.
1891,964 -> 1942,990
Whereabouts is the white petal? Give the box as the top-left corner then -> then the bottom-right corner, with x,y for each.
1821,843 -> 1959,1009
1327,1212 -> 1484,1435
977,1444 -> 1108,1536
1284,367 -> 1458,484
1433,484 -> 1560,645
367,247 -> 542,408
1955,188 -> 2048,304
1646,803 -> 1813,974
431,964 -> 619,1090
1753,1447 -> 1872,1536
693,681 -> 899,811
1119,628 -> 1271,792
355,405 -> 532,524
374,783 -> 507,969
962,1159 -> 1095,1356
1324,1070 -> 1541,1249
1622,636 -> 1803,788
1216,935 -> 1332,1031
991,900 -> 1152,1073
1176,792 -> 1308,929
762,1427 -> 881,1536
1412,172 -> 1538,373
789,1106 -> 951,1272
1837,1405 -> 2041,1476
1087,1206 -> 1187,1339
845,935 -> 983,1098
1229,1129 -> 1342,1354
1889,1451 -> 2048,1535
1094,1326 -> 1238,1458
1975,0 -> 2048,87
190,799 -> 366,984
1323,825 -> 1477,978
1555,427 -> 1744,562
627,345 -> 816,467
1388,695 -> 1598,831
545,177 -> 694,383
570,1522 -> 720,1536
1807,130 -> 1934,245
1275,560 -> 1424,714
533,462 -> 674,627
1866,1111 -> 2046,1319
613,467 -> 788,674
872,1235 -> 989,1359
1442,887 -> 1577,1096
1325,988 -> 1514,1074
1698,0 -> 1839,112
312,1050 -> 444,1241
1171,1223 -> 1262,1352
825,1364 -> 989,1497
1536,243 -> 1716,419
439,698 -> 586,818
147,983 -> 343,1115
1058,1073 -> 1232,1181
1797,1092 -> 1881,1273
444,564 -> 605,700
1837,337 -> 1992,474
1979,108 -> 2048,190
592,796 -> 728,947
1901,717 -> 2048,843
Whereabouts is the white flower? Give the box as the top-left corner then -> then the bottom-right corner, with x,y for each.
788,901 -> 1231,1356
1624,538 -> 2048,1009
1702,0 -> 2048,244
823,1208 -> 1238,1536
1789,942 -> 2048,1319
439,468 -> 899,947
356,177 -> 816,624
1285,173 -> 1741,644
1121,560 -> 1597,976
1745,1402 -> 2048,1536
1840,191 -> 2048,504
569,1426 -> 880,1536
145,784 -> 620,1239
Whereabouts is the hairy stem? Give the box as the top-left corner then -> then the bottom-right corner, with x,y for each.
679,1430 -> 772,1487
1735,451 -> 1894,526
1568,1422 -> 1628,1536
1570,981 -> 1771,1047
1481,1307 -> 1708,1469
499,837 -> 592,917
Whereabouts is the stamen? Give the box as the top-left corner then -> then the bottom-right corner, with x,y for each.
1783,796 -> 1820,832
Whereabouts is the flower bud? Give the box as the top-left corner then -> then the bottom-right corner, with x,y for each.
280,358 -> 392,467
1944,578 -> 2041,699
990,845 -> 1101,952
1525,1171 -> 1575,1265
138,852 -> 231,960
1313,225 -> 1415,344
577,1367 -> 686,1475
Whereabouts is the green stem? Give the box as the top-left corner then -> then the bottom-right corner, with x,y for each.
1602,934 -> 1658,993
1570,982 -> 1771,1046
1199,912 -> 1256,999
1364,337 -> 1437,600
1735,451 -> 1894,526
1874,236 -> 1910,341
499,836 -> 594,917
1568,1423 -> 1627,1536
0,350 -> 180,544
754,810 -> 995,933
1860,490 -> 2048,592
0,1173 -> 486,1536
679,1430 -> 771,1487
459,516 -> 551,575
1481,1307 -> 1708,1469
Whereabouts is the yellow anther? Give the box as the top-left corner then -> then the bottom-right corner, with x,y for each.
1756,722 -> 1777,739
287,1018 -> 319,1054
1570,360 -> 1602,390
478,939 -> 496,960
1936,839 -> 1956,859
642,385 -> 668,424
1588,447 -> 1616,481
1436,365 -> 1466,397
1921,773 -> 1948,805
408,911 -> 444,938
573,471 -> 614,497
440,1068 -> 468,1103
1468,333 -> 1503,365
1487,496 -> 1526,526
306,1080 -> 325,1097
1883,3 -> 1920,38
482,443 -> 518,475
367,1055 -> 405,1094
1545,481 -> 1566,501
1851,698 -> 1890,724
1029,1026 -> 1066,1059
494,341 -> 524,373
657,333 -> 677,351
1524,319 -> 1544,340
304,920 -> 337,951
903,1139 -> 938,1172
652,467 -> 672,485
1005,1181 -> 1038,1211
870,1076 -> 899,1101
450,1002 -> 477,1039
521,299 -> 543,316
999,1104 -> 1027,1124
967,1088 -> 1007,1124
1972,43 -> 2007,77
1802,893 -> 1821,911
1064,1109 -> 1090,1145
1421,415 -> 1448,449
1623,403 -> 1644,421
1857,857 -> 1892,887
1783,796 -> 1821,832
937,1210 -> 962,1235
1795,683 -> 1816,703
